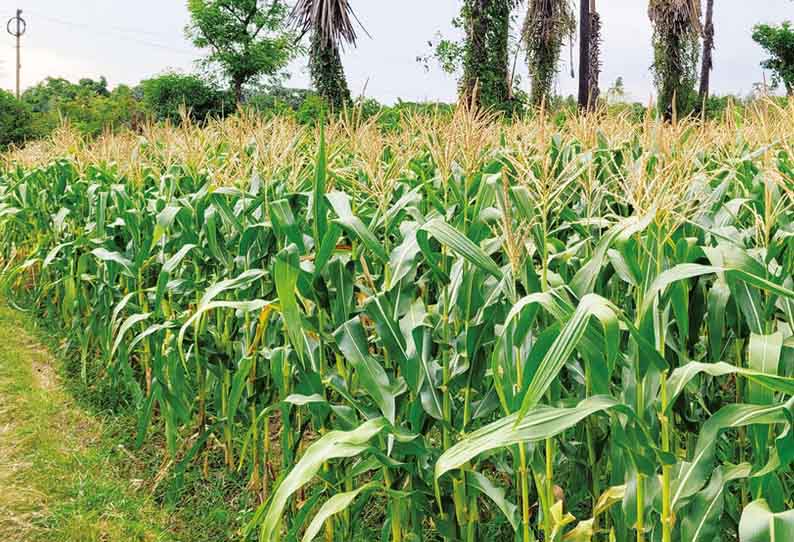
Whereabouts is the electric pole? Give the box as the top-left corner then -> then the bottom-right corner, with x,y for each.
6,9 -> 26,99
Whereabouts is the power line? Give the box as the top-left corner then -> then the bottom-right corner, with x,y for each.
24,8 -> 182,41
23,10 -> 197,57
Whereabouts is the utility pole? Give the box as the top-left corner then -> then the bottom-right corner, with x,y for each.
6,9 -> 27,99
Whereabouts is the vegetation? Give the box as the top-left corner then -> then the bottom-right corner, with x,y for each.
460,0 -> 518,112
522,0 -> 576,107
752,21 -> 794,96
0,90 -> 35,149
0,301 -> 177,541
140,72 -> 234,123
648,0 -> 703,120
290,0 -> 363,110
186,0 -> 297,103
3,100 -> 794,541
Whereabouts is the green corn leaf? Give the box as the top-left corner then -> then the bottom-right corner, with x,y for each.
178,300 -> 269,361
335,317 -> 398,423
228,356 -> 254,419
707,278 -> 731,361
517,294 -> 619,420
258,418 -> 387,541
301,483 -> 379,542
110,312 -> 151,360
327,191 -> 387,263
748,332 -> 784,404
666,361 -> 794,414
420,217 -> 502,279
387,226 -> 420,289
436,396 -> 628,480
466,471 -> 519,531
672,402 -> 793,508
739,499 -> 794,542
275,245 -> 305,360
570,212 -> 653,297
92,247 -> 135,276
681,463 -> 752,542
364,293 -> 410,370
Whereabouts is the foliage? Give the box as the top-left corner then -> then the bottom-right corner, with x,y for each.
140,72 -> 234,123
19,77 -> 142,138
290,0 -> 362,110
0,91 -> 35,150
460,0 -> 521,113
22,77 -> 110,113
523,0 -> 576,107
5,104 -> 794,542
186,0 -> 298,102
648,0 -> 702,119
752,21 -> 794,96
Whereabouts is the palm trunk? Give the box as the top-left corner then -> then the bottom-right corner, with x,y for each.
461,0 -> 512,112
577,0 -> 591,110
588,0 -> 601,108
310,32 -> 352,110
698,0 -> 715,108
233,79 -> 244,105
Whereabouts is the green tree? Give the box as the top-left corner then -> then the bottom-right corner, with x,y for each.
140,72 -> 233,123
186,0 -> 297,104
523,0 -> 576,107
22,76 -> 109,113
0,90 -> 35,149
752,21 -> 794,97
290,0 -> 364,110
648,0 -> 702,120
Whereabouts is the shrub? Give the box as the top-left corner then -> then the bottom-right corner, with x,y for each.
139,72 -> 233,123
0,90 -> 36,149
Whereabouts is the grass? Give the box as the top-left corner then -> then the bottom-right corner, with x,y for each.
0,298 -> 264,542
0,300 -> 179,541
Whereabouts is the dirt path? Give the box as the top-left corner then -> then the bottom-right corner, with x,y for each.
0,301 -> 178,542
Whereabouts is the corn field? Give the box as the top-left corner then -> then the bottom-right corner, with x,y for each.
3,103 -> 794,542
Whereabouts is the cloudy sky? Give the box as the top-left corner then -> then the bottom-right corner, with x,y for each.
1,1 -> 792,103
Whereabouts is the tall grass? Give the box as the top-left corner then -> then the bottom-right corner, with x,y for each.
3,100 -> 794,541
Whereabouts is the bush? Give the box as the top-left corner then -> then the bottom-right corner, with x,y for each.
20,76 -> 143,138
0,90 -> 36,149
140,72 -> 233,123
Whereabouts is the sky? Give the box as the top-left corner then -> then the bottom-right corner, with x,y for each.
1,1 -> 792,104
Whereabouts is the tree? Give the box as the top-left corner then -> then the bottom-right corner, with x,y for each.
698,0 -> 715,106
186,0 -> 297,104
417,3 -> 524,113
289,0 -> 364,110
22,76 -> 110,113
648,0 -> 702,120
140,72 -> 234,123
0,90 -> 35,149
752,21 -> 794,97
460,0 -> 519,112
523,0 -> 576,107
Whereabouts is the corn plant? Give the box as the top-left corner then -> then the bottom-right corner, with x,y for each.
2,103 -> 794,542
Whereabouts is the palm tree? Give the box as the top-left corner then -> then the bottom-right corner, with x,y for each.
648,0 -> 702,120
698,0 -> 715,108
523,0 -> 576,107
290,0 -> 365,109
